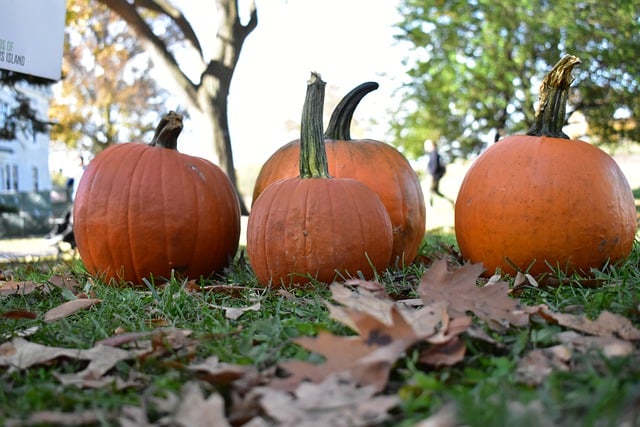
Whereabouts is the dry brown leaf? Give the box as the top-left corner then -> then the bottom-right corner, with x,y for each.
4,409 -> 108,427
538,306 -> 640,340
275,283 -> 469,392
189,355 -> 252,384
258,373 -> 399,427
208,301 -> 261,320
0,329 -> 193,389
555,330 -> 635,358
1,310 -> 37,320
418,259 -> 532,331
413,403 -> 458,427
0,280 -> 45,296
47,274 -> 83,292
173,382 -> 231,427
515,345 -> 572,386
419,336 -> 467,367
43,298 -> 102,323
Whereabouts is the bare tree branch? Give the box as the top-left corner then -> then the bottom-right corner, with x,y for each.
131,0 -> 203,57
97,0 -> 199,106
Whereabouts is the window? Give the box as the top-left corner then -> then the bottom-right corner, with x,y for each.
12,164 -> 18,191
32,166 -> 38,191
4,163 -> 9,190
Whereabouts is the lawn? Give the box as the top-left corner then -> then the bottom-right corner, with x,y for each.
1,221 -> 639,426
1,150 -> 639,426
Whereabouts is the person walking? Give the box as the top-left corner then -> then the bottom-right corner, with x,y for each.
425,140 -> 452,206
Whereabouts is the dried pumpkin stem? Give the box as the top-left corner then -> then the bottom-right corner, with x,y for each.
527,54 -> 581,139
300,72 -> 331,179
150,111 -> 184,150
324,81 -> 379,140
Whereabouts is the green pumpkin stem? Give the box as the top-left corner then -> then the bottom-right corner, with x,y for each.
527,54 -> 581,139
150,111 -> 184,149
300,72 -> 331,179
324,81 -> 379,140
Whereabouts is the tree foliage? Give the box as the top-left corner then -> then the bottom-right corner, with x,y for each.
50,0 -> 168,155
0,70 -> 52,141
392,0 -> 640,159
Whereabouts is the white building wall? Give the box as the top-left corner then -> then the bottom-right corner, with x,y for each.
0,82 -> 52,194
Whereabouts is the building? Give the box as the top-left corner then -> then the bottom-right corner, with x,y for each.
0,82 -> 53,237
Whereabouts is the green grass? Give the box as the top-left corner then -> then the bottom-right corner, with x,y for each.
1,233 -> 640,426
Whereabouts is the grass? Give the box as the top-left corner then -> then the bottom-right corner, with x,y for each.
1,231 -> 640,426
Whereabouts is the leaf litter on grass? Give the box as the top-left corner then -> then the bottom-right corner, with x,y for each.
2,259 -> 640,426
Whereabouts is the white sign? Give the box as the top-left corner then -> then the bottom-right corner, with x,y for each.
0,0 -> 66,80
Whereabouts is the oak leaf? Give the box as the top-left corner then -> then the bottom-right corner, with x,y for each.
418,259 -> 532,331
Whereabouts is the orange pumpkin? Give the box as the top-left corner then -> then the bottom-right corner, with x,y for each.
73,112 -> 241,285
455,55 -> 637,277
252,82 -> 425,266
247,73 -> 393,287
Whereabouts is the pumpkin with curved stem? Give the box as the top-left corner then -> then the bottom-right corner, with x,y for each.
73,112 -> 241,285
247,73 -> 393,287
252,82 -> 425,266
454,55 -> 637,277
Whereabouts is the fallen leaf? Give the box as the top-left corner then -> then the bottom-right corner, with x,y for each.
43,298 -> 102,323
275,283 -> 469,392
189,355 -> 252,384
0,330 -> 193,389
538,306 -> 640,340
0,280 -> 44,296
555,330 -> 635,358
208,301 -> 262,320
419,336 -> 466,367
515,345 -> 572,386
258,373 -> 399,427
47,274 -> 83,292
4,409 -> 108,427
173,382 -> 231,427
413,403 -> 458,427
1,310 -> 38,320
418,259 -> 532,331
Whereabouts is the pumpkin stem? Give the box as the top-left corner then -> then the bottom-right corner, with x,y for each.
527,54 -> 581,139
150,111 -> 184,149
324,81 -> 379,140
300,72 -> 331,179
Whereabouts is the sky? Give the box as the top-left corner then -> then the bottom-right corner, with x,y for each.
176,0 -> 411,168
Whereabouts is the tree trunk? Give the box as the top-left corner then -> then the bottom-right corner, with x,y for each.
97,0 -> 256,214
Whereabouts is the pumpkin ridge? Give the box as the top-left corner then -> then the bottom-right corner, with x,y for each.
185,159 -> 203,276
108,145 -> 141,281
127,145 -> 156,283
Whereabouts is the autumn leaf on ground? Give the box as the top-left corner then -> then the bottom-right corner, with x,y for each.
274,281 -> 469,392
189,355 -> 253,384
255,373 -> 399,427
537,306 -> 640,340
418,259 -> 533,331
0,328 -> 194,389
43,298 -> 102,323
516,308 -> 640,385
0,280 -> 46,296
47,273 -> 84,292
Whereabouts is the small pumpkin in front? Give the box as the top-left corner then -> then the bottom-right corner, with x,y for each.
247,73 -> 393,287
454,55 -> 637,277
73,112 -> 241,285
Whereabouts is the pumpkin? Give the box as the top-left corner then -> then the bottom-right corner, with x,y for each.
454,55 -> 637,277
247,73 -> 393,287
73,112 -> 241,285
252,82 -> 425,265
